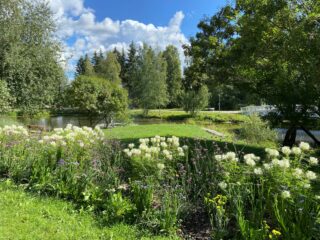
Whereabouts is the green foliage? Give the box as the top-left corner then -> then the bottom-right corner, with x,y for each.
238,114 -> 278,144
0,80 -> 14,114
135,45 -> 168,114
182,85 -> 209,116
163,45 -> 183,107
0,0 -> 66,115
69,75 -> 128,126
98,52 -> 122,84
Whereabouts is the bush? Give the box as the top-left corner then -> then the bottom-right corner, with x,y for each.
182,85 -> 210,116
238,114 -> 277,144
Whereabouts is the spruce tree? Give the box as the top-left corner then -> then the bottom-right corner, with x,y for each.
163,45 -> 183,107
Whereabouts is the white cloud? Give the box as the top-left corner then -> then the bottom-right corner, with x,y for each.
48,1 -> 188,79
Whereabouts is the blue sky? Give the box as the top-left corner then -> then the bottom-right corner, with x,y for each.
82,0 -> 228,37
48,0 -> 230,78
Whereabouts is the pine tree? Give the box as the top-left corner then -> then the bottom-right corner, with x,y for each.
92,50 -> 104,74
75,56 -> 85,77
163,45 -> 183,107
83,54 -> 94,76
125,42 -> 140,99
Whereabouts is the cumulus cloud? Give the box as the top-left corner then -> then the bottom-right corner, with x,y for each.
48,0 -> 188,79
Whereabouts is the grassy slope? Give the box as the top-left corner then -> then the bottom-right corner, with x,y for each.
105,123 -> 213,140
0,181 -> 175,240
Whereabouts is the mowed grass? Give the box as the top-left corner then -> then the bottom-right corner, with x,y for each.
104,123 -> 213,140
130,109 -> 248,123
0,181 -> 176,240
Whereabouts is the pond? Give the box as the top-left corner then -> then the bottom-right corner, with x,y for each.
1,115 -> 176,130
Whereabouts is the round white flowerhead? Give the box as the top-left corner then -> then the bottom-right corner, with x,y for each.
281,146 -> 291,155
218,181 -> 227,190
299,142 -> 310,151
281,190 -> 291,199
254,167 -> 263,175
291,147 -> 302,155
265,148 -> 279,158
245,158 -> 256,167
308,157 -> 318,166
306,171 -> 317,180
157,163 -> 165,170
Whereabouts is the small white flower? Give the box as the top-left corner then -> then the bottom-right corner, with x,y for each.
157,163 -> 165,170
245,158 -> 256,167
215,155 -> 223,161
308,157 -> 318,166
299,142 -> 310,151
293,168 -> 303,178
281,146 -> 291,155
315,195 -> 320,200
265,148 -> 279,158
291,147 -> 302,155
263,163 -> 271,170
50,141 -> 56,147
218,181 -> 227,190
306,171 -> 317,180
281,190 -> 291,199
128,143 -> 135,149
160,142 -> 168,148
178,152 -> 185,157
278,159 -> 290,169
123,149 -> 130,153
182,145 -> 188,150
254,167 -> 263,175
145,153 -> 151,159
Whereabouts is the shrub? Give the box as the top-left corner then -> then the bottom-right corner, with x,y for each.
238,114 -> 277,144
0,80 -> 14,114
182,85 -> 210,116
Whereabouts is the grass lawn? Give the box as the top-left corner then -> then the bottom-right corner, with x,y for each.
0,180 -> 176,240
104,123 -> 213,140
129,109 -> 249,123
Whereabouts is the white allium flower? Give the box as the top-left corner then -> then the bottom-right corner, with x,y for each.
157,163 -> 165,170
293,168 -> 303,178
299,142 -> 310,151
271,159 -> 280,166
226,152 -> 236,161
178,152 -> 185,157
281,146 -> 291,155
263,163 -> 271,170
291,147 -> 302,155
182,145 -> 188,150
281,190 -> 291,199
306,171 -> 317,180
128,143 -> 135,149
162,150 -> 170,156
145,153 -> 151,159
244,153 -> 260,162
167,138 -> 173,143
160,142 -> 168,148
245,158 -> 256,167
265,148 -> 279,158
218,181 -> 227,190
166,154 -> 173,160
278,159 -> 290,169
123,149 -> 130,153
308,157 -> 318,166
254,167 -> 263,175
315,195 -> 320,200
177,147 -> 183,152
79,141 -> 84,148
215,155 -> 223,161
50,141 -> 56,147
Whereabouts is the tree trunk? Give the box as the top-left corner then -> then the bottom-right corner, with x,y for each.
283,126 -> 297,147
300,125 -> 320,146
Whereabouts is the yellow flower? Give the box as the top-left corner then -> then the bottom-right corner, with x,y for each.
272,229 -> 281,236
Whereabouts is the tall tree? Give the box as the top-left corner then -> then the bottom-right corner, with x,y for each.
187,0 -> 320,146
136,45 -> 168,115
124,42 -> 140,100
75,56 -> 85,77
163,45 -> 183,107
92,50 -> 104,74
99,52 -> 122,84
0,0 -> 66,115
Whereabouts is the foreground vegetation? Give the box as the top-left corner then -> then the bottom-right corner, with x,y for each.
0,124 -> 319,239
0,180 -> 166,240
